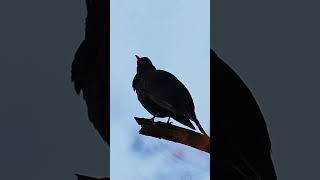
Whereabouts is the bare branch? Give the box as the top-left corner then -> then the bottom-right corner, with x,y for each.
134,117 -> 210,153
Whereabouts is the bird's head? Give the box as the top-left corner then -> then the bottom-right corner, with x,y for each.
135,55 -> 156,73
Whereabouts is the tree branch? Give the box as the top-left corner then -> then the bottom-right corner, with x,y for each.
134,117 -> 210,153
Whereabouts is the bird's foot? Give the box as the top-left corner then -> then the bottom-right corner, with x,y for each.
150,116 -> 156,125
150,113 -> 160,125
166,117 -> 173,125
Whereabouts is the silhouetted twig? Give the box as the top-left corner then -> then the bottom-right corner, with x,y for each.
134,117 -> 210,153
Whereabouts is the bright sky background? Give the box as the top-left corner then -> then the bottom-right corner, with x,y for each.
111,0 -> 210,179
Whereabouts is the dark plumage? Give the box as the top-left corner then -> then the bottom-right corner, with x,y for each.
71,0 -> 109,145
132,55 -> 207,136
212,49 -> 277,179
76,174 -> 109,180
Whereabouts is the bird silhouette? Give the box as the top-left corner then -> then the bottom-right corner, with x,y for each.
132,55 -> 208,136
212,49 -> 277,180
76,174 -> 109,180
71,0 -> 109,145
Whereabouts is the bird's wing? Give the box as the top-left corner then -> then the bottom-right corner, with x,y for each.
142,70 -> 195,117
132,74 -> 140,91
232,153 -> 262,180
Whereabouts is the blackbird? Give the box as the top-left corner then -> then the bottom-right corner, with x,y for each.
132,55 -> 208,136
212,49 -> 277,179
71,0 -> 109,145
76,174 -> 109,180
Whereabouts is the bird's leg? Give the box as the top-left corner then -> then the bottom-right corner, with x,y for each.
166,117 -> 173,124
150,112 -> 159,125
151,116 -> 156,123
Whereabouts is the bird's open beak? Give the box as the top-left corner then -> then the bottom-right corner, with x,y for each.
135,55 -> 141,62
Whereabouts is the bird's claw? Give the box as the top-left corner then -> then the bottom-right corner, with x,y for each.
166,117 -> 172,124
150,117 -> 156,125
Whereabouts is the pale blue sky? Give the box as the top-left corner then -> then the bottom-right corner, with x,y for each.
111,0 -> 210,179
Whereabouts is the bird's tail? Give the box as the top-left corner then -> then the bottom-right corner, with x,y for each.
193,118 -> 209,137
75,174 -> 109,180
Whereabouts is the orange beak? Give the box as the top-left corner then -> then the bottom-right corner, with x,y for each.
135,55 -> 141,62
